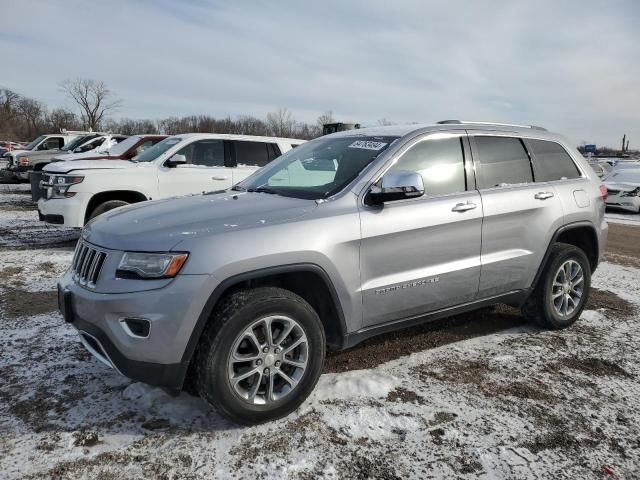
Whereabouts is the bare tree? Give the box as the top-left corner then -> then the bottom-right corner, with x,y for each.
60,78 -> 121,131
47,108 -> 82,132
266,108 -> 296,137
316,110 -> 334,127
17,97 -> 46,137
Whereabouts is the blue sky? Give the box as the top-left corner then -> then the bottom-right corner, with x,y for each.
1,0 -> 638,147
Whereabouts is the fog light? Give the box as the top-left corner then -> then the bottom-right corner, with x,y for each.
120,317 -> 151,338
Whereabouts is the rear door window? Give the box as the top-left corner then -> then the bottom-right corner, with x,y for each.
233,141 -> 273,167
177,140 -> 225,167
527,139 -> 581,181
474,136 -> 533,189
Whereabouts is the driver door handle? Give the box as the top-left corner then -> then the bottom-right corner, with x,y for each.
211,176 -> 228,181
534,192 -> 554,200
452,202 -> 477,212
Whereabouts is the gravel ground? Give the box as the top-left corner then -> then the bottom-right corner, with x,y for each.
1,185 -> 639,479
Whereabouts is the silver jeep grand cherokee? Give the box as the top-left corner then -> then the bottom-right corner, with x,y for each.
59,121 -> 608,424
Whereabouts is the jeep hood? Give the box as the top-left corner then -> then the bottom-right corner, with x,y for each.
44,159 -> 136,174
83,191 -> 318,251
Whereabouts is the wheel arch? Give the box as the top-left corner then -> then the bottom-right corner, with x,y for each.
531,221 -> 599,292
179,263 -> 348,389
84,190 -> 148,223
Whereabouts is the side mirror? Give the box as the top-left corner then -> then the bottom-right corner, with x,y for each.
166,153 -> 187,167
366,170 -> 424,205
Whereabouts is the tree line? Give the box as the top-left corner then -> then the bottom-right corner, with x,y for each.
0,78 -> 335,142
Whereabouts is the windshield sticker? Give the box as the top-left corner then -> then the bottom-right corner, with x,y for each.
348,140 -> 388,151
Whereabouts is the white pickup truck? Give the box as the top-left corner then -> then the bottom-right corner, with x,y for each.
37,133 -> 304,227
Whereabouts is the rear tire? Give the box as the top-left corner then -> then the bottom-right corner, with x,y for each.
194,287 -> 325,425
88,200 -> 129,221
522,243 -> 591,329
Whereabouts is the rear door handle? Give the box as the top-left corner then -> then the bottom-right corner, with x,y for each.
211,176 -> 228,181
452,202 -> 477,212
534,192 -> 554,200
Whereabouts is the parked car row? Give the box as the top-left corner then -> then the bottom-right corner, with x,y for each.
35,133 -> 304,225
51,121 -> 607,424
1,131 -> 134,182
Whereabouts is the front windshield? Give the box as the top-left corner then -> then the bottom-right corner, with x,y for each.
133,136 -> 182,162
61,135 -> 92,152
103,135 -> 139,156
238,135 -> 399,199
24,135 -> 46,150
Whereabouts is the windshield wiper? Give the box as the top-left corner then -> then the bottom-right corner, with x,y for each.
247,185 -> 279,195
231,185 -> 246,191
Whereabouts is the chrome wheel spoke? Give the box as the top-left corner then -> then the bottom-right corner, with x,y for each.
277,370 -> 298,388
247,372 -> 263,400
283,337 -> 304,355
283,357 -> 306,369
276,321 -> 295,346
232,367 -> 260,385
263,317 -> 274,347
265,372 -> 274,402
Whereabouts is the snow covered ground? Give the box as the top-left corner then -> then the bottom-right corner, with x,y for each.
1,185 -> 639,479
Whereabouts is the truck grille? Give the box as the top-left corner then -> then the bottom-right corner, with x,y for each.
607,189 -> 620,196
71,241 -> 107,288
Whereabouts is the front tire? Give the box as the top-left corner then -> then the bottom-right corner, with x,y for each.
194,287 -> 325,425
523,243 -> 591,329
88,200 -> 129,221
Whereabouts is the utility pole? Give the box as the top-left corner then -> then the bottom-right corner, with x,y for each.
622,134 -> 627,153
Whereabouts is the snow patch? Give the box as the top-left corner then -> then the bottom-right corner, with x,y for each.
311,370 -> 398,401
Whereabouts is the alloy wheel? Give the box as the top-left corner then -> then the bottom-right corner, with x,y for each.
551,259 -> 584,317
227,315 -> 309,405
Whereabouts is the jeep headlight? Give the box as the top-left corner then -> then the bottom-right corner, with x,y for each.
50,175 -> 84,198
117,252 -> 188,279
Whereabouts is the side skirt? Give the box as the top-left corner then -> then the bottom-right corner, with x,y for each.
340,290 -> 527,350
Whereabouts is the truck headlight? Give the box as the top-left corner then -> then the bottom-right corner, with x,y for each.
117,252 -> 188,279
50,175 -> 84,198
18,156 -> 29,166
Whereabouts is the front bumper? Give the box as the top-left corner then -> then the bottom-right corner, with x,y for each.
605,196 -> 640,212
38,193 -> 91,228
58,269 -> 215,391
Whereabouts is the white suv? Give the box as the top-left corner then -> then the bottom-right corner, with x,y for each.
37,133 -> 304,227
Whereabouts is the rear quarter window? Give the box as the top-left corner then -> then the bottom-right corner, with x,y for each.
527,139 -> 581,181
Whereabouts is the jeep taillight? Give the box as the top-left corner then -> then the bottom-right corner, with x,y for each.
599,184 -> 608,201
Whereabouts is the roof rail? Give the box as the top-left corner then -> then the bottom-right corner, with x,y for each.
59,129 -> 110,135
436,120 -> 547,131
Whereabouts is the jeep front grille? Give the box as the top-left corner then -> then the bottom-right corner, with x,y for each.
71,241 -> 107,288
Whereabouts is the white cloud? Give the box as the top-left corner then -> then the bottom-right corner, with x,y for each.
1,0 -> 638,147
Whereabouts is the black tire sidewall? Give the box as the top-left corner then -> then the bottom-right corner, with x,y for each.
540,246 -> 591,329
89,200 -> 129,220
199,291 -> 325,424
